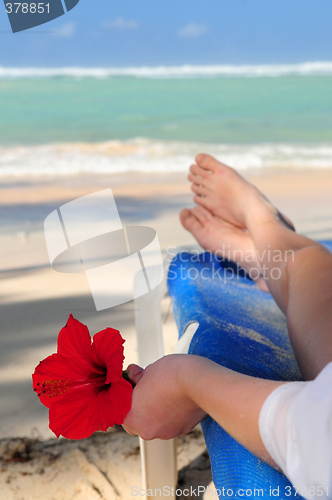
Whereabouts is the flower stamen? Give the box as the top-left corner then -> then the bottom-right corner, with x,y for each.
33,379 -> 70,399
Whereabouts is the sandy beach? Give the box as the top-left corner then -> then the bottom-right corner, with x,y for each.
1,167 -> 332,498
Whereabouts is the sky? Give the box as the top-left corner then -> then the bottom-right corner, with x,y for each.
1,0 -> 332,67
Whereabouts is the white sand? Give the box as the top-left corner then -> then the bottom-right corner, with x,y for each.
0,429 -> 214,500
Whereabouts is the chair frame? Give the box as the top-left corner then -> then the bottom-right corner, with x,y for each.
134,245 -> 201,498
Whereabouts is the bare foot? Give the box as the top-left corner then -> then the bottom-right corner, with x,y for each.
180,205 -> 269,291
189,154 -> 295,231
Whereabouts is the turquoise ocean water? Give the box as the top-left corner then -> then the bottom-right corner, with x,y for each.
0,64 -> 332,175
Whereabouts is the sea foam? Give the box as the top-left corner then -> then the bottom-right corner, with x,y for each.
1,139 -> 332,177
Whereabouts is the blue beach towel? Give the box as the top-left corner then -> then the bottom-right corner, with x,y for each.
167,241 -> 332,499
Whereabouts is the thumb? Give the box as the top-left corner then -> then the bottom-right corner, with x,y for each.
126,364 -> 144,386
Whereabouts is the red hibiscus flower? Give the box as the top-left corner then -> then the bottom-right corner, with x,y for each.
32,315 -> 132,440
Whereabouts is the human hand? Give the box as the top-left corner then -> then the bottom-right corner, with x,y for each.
122,354 -> 207,440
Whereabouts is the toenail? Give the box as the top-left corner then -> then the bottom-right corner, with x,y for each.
196,154 -> 206,164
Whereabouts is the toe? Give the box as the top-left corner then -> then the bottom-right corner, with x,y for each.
180,208 -> 202,233
180,208 -> 191,220
192,206 -> 208,224
190,164 -> 210,179
193,194 -> 213,211
195,153 -> 219,171
194,205 -> 214,220
191,183 -> 208,196
188,172 -> 202,184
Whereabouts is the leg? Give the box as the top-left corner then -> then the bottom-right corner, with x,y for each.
186,154 -> 332,380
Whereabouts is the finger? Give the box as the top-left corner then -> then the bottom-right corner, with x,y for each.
126,364 -> 145,386
122,424 -> 137,436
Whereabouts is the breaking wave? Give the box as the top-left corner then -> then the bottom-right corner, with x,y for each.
1,139 -> 332,177
2,62 -> 332,79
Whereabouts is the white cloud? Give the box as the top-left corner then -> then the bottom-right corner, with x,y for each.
178,23 -> 208,39
103,17 -> 138,30
53,23 -> 75,38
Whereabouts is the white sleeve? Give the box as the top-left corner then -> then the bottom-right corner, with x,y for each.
259,362 -> 332,500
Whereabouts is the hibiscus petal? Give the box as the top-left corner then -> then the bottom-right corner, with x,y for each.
88,378 -> 133,430
49,385 -> 98,439
92,328 -> 125,384
32,353 -> 98,408
57,315 -> 96,369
